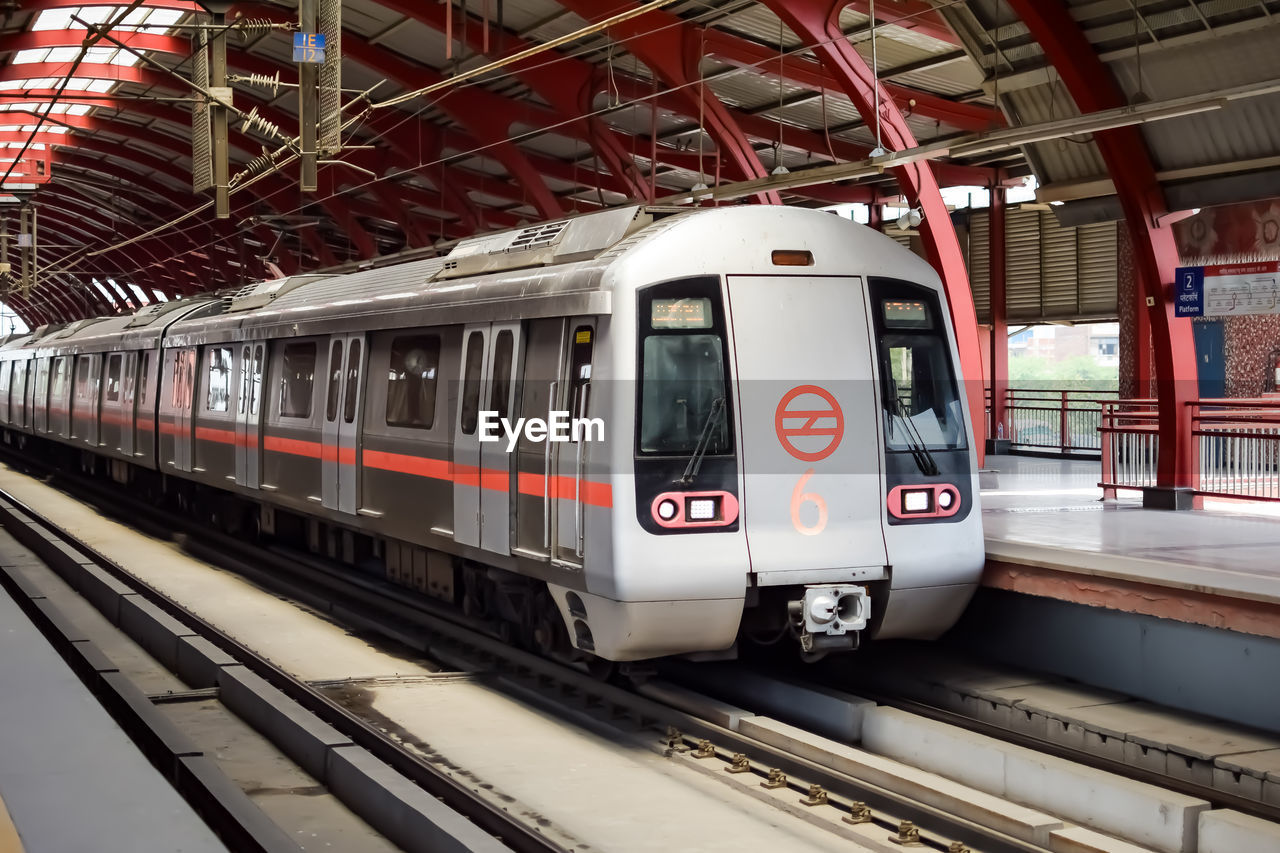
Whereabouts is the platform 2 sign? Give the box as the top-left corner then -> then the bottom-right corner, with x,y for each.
1175,261 -> 1280,318
293,32 -> 326,63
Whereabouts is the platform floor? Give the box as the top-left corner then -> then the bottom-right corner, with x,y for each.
981,454 -> 1280,636
0,577 -> 228,853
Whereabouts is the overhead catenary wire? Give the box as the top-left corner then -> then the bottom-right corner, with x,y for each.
46,0 -> 970,282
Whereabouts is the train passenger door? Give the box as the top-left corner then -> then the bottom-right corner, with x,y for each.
173,348 -> 196,472
235,342 -> 265,489
322,334 -> 365,513
724,275 -> 887,578
118,353 -> 136,457
452,323 -> 523,553
33,357 -> 49,434
513,319 -> 566,560
551,322 -> 594,569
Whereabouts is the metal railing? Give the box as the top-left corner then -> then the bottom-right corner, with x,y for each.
1100,398 -> 1280,502
1194,399 -> 1280,501
987,387 -> 1118,455
1099,399 -> 1159,496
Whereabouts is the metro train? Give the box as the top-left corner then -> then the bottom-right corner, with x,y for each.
0,205 -> 984,662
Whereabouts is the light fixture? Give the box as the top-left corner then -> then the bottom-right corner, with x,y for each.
896,208 -> 923,230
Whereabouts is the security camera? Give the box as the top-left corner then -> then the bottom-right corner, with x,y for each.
896,208 -> 923,230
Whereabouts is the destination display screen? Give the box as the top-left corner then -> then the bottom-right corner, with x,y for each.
652,297 -> 713,329
881,299 -> 932,330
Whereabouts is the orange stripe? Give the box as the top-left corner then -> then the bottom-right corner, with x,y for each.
263,434 -> 323,459
256,434 -> 615,508
363,448 -> 452,480
196,425 -> 237,445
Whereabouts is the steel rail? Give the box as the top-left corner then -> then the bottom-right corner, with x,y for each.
0,448 -> 1040,853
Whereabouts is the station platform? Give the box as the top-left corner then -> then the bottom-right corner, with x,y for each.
0,572 -> 228,853
980,454 -> 1280,636
958,454 -> 1280,732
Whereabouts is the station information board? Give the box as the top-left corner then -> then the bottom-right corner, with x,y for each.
1174,261 -> 1280,318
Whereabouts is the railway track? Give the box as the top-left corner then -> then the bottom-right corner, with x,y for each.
2,451 -> 1263,851
0,455 -> 1052,853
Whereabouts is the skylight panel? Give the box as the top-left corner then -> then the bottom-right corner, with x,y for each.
65,105 -> 91,116
13,49 -> 51,65
32,9 -> 76,31
126,283 -> 150,305
85,80 -> 115,93
83,47 -> 114,64
91,280 -> 119,305
145,9 -> 184,28
0,82 -> 21,91
110,49 -> 140,68
79,7 -> 118,26
151,290 -> 168,302
46,47 -> 80,63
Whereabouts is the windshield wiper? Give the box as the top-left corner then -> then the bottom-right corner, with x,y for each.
679,396 -> 726,484
889,395 -> 940,476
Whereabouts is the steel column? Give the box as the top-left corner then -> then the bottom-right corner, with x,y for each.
1005,0 -> 1197,500
989,185 -> 1008,448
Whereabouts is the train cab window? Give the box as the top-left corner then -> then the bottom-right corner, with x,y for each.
637,278 -> 733,457
105,354 -> 122,403
325,340 -> 343,422
280,342 -> 316,419
386,334 -> 440,429
869,278 -> 965,451
459,331 -> 484,435
205,347 -> 232,412
343,339 -> 361,424
489,330 -> 514,421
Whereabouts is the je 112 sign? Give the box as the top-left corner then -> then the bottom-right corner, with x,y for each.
1174,261 -> 1280,318
293,32 -> 326,63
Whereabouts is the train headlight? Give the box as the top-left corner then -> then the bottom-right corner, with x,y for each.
657,499 -> 678,521
937,489 -> 955,510
687,497 -> 718,521
902,489 -> 931,513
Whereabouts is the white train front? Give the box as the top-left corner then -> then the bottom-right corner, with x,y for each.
0,204 -> 985,663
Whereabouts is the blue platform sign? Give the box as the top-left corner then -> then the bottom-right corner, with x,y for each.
1175,265 -> 1204,317
293,32 -> 326,63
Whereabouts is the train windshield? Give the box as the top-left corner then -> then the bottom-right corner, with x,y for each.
870,278 -> 966,452
637,277 -> 733,457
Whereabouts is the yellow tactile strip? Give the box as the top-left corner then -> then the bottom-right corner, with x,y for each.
0,791 -> 23,853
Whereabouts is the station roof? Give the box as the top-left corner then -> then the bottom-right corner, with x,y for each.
0,0 -> 1277,325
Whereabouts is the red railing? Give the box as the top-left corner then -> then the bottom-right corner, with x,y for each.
987,387 -> 1119,455
1194,399 -> 1280,501
1100,398 -> 1280,501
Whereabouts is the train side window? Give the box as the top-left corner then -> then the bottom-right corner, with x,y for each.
205,347 -> 232,412
74,357 -> 91,405
343,339 -> 361,424
326,340 -> 343,422
250,345 -> 263,416
105,354 -> 122,403
386,335 -> 440,429
239,346 -> 251,415
50,357 -> 68,403
138,352 -> 150,408
459,331 -> 484,435
490,330 -> 514,421
279,342 -> 316,419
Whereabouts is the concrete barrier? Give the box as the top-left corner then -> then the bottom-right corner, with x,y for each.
861,706 -> 1210,853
